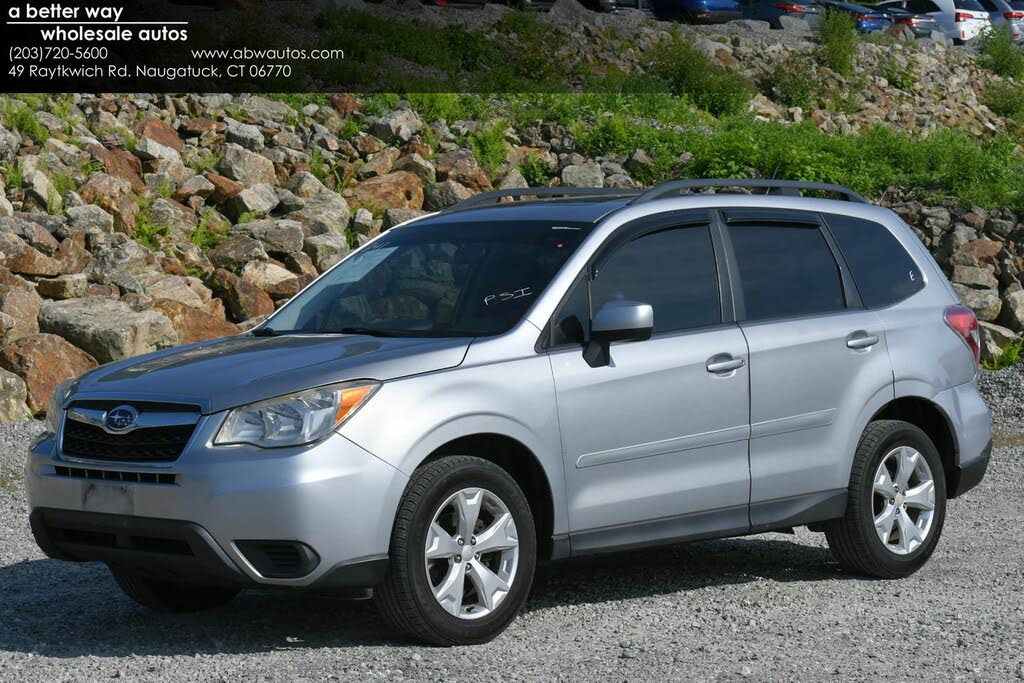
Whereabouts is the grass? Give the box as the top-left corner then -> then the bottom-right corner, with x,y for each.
469,122 -> 509,180
191,211 -> 230,251
2,160 -> 23,190
519,155 -> 553,187
236,211 -> 259,225
1,98 -> 50,144
982,340 -> 1023,370
984,81 -> 1024,126
817,11 -> 859,76
188,152 -> 221,174
768,56 -> 821,109
978,25 -> 1024,79
133,195 -> 171,251
648,30 -> 754,117
50,171 -> 77,198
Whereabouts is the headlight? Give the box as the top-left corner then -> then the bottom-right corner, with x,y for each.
44,379 -> 75,435
214,381 -> 380,448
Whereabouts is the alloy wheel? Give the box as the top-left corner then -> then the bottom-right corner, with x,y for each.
424,487 -> 520,620
872,446 -> 936,555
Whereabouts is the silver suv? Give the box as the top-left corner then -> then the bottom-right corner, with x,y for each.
26,179 -> 992,646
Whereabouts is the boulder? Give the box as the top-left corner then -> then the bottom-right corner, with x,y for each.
205,172 -> 244,203
38,298 -> 178,364
498,168 -> 528,190
173,175 -> 216,203
424,180 -> 474,210
382,208 -> 428,230
344,171 -> 424,211
65,204 -> 114,233
999,282 -> 1024,333
241,261 -> 305,300
952,265 -> 999,290
208,235 -> 269,271
84,144 -> 145,193
236,96 -> 296,123
952,284 -> 1001,322
370,109 -> 424,143
79,173 -> 139,234
230,219 -> 304,255
434,149 -> 492,192
0,334 -> 97,413
393,153 -> 437,185
979,321 -> 1019,362
0,368 -> 32,422
225,120 -> 265,151
84,237 -> 160,285
134,136 -> 180,163
288,171 -> 329,199
357,147 -> 401,180
561,161 -> 604,188
143,275 -> 206,308
207,268 -> 275,322
288,195 -> 353,236
151,299 -> 241,345
219,143 -> 276,186
0,233 -> 63,277
350,208 -> 374,236
226,183 -> 279,220
303,232 -> 349,272
37,273 -> 88,300
55,235 -> 92,274
0,268 -> 42,342
134,119 -> 183,152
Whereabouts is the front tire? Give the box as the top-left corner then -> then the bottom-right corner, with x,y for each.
374,456 -> 537,646
825,420 -> 946,579
110,566 -> 239,612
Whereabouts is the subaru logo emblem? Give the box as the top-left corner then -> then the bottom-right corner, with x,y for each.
105,405 -> 139,432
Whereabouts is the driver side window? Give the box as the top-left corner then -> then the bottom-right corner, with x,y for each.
549,224 -> 722,346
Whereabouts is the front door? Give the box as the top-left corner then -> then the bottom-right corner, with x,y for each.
546,217 -> 751,554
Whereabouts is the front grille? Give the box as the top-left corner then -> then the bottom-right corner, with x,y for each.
60,401 -> 199,462
54,465 -> 177,485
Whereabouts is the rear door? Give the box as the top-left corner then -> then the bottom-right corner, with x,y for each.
719,209 -> 895,530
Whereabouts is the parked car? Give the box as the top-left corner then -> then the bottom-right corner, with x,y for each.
885,0 -> 991,41
740,0 -> 824,28
650,0 -> 741,22
877,2 -> 944,35
26,179 -> 993,646
819,0 -> 893,31
976,0 -> 1024,41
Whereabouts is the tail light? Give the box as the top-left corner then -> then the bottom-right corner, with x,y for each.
856,13 -> 870,19
944,305 -> 981,368
1005,10 -> 1024,18
775,2 -> 806,11
954,11 -> 973,21
897,16 -> 916,24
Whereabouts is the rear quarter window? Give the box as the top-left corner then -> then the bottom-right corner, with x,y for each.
824,213 -> 925,309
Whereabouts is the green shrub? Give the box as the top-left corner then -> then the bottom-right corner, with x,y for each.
978,25 -> 1024,78
50,171 -> 77,198
982,340 -> 1023,370
519,155 -> 553,187
1,99 -> 50,144
191,212 -> 229,251
817,11 -> 859,76
469,122 -> 509,179
1,160 -> 22,189
188,152 -> 220,174
878,54 -> 915,91
767,56 -> 821,109
134,196 -> 171,251
984,81 -> 1024,124
649,30 -> 754,117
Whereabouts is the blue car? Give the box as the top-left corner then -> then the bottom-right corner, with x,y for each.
819,0 -> 894,30
651,0 -> 743,23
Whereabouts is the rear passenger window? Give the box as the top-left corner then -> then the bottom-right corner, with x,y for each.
728,223 -> 846,321
824,213 -> 924,308
592,225 -> 721,334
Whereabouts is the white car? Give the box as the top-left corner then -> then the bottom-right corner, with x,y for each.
899,0 -> 991,41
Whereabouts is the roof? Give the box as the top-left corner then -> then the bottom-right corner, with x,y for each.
416,198 -> 633,225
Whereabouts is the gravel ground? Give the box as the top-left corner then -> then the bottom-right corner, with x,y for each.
2,376 -> 1022,682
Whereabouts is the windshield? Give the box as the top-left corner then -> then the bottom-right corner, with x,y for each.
263,218 -> 591,338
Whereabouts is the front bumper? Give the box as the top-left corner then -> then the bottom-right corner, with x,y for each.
25,421 -> 409,588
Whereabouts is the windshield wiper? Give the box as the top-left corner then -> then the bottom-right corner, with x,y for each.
251,327 -> 278,337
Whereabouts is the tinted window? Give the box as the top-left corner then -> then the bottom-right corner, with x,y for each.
728,223 -> 845,321
977,0 -> 997,10
955,0 -> 985,9
267,220 -> 588,337
825,214 -> 924,308
591,226 -> 721,334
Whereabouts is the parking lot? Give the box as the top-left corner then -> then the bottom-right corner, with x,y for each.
1,368 -> 1021,681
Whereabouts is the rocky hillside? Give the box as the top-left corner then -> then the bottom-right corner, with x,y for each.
0,87 -> 1021,421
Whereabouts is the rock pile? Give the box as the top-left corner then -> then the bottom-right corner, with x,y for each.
0,90 -> 1021,420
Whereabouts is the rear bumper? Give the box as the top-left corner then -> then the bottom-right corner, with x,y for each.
694,9 -> 741,22
948,438 -> 991,498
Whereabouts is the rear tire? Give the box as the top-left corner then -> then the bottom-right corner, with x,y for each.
111,566 -> 239,612
374,456 -> 536,646
825,420 -> 946,579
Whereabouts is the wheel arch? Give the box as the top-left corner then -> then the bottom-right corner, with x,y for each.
869,396 -> 958,494
418,433 -> 559,561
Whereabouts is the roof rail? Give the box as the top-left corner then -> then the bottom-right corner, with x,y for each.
630,179 -> 870,205
442,187 -> 641,213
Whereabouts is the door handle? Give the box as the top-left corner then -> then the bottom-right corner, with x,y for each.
847,332 -> 880,350
706,354 -> 746,374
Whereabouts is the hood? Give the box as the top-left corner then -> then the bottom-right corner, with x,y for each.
71,334 -> 471,413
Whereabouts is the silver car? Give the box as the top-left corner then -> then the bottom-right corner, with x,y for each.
26,179 -> 992,646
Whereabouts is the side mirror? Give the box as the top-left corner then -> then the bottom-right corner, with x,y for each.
583,300 -> 654,368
